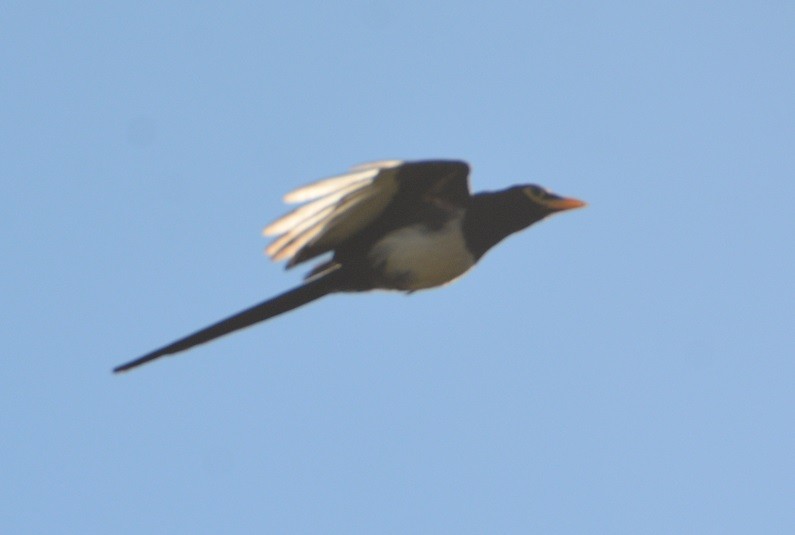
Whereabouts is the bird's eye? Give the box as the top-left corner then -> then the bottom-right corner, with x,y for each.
523,185 -> 547,201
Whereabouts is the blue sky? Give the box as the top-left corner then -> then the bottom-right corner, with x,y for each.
2,2 -> 794,533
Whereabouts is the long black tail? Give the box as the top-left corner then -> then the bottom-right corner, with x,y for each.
113,272 -> 341,373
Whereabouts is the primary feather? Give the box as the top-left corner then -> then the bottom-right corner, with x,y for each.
263,160 -> 403,267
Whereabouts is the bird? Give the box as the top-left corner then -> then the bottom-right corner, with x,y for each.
113,159 -> 585,373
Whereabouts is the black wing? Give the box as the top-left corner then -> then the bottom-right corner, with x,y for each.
263,159 -> 471,268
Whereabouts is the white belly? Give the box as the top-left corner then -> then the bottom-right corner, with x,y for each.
368,217 -> 476,291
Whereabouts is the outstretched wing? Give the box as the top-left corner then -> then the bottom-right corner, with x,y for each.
263,160 -> 471,268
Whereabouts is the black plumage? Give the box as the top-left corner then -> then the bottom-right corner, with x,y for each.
114,159 -> 584,373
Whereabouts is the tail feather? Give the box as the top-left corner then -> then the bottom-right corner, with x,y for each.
113,272 -> 340,373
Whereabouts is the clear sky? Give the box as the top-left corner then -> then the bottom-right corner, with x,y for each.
2,2 -> 794,533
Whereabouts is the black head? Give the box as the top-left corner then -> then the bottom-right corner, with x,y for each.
463,184 -> 585,258
512,184 -> 587,220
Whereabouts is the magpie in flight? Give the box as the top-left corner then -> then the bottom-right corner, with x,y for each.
114,160 -> 585,373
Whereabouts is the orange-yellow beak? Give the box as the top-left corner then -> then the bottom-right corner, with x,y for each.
544,195 -> 587,212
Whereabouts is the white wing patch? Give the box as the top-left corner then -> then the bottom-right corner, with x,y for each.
263,160 -> 403,266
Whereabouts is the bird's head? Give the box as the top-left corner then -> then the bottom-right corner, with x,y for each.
518,184 -> 587,219
463,184 -> 586,258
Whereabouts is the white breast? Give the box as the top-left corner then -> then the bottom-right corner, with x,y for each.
368,215 -> 476,291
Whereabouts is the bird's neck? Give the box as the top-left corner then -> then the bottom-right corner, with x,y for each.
462,191 -> 543,259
